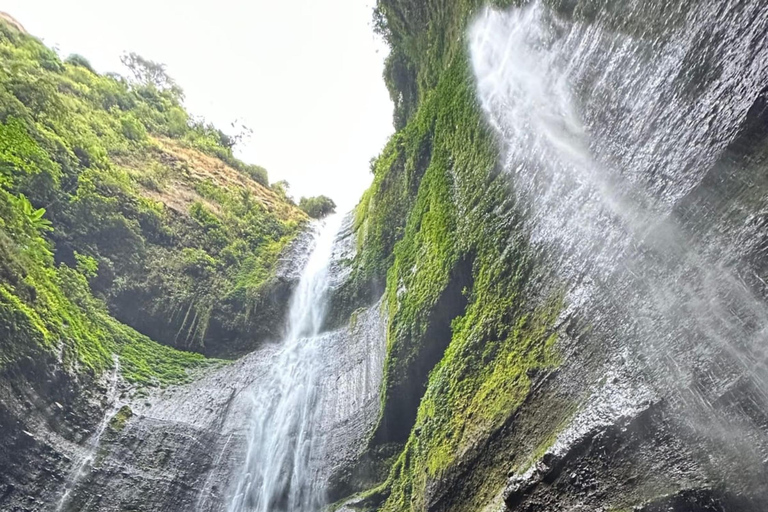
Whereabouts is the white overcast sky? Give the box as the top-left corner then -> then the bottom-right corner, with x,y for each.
2,0 -> 394,210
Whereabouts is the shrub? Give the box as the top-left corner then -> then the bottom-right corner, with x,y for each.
299,195 -> 336,219
164,106 -> 189,137
65,54 -> 96,73
271,180 -> 293,204
120,114 -> 147,141
242,164 -> 269,187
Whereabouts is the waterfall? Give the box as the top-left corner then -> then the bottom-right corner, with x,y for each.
228,214 -> 343,512
469,0 -> 768,480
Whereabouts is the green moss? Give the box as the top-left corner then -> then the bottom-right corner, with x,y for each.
108,405 -> 133,432
0,284 -> 51,368
0,180 -> 212,384
374,291 -> 563,512
337,0 -> 574,509
111,321 -> 212,386
424,295 -> 563,474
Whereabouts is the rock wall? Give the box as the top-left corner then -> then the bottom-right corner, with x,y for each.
30,214 -> 389,512
333,1 -> 768,511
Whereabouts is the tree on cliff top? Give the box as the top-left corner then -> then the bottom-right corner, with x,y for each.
299,195 -> 336,219
120,52 -> 184,99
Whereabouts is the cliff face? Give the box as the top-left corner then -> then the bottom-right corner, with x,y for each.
0,17 -> 306,510
1,215 -> 388,512
331,1 -> 768,511
3,1 -> 768,511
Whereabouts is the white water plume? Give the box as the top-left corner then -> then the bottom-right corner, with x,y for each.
228,214 -> 343,512
469,0 -> 768,476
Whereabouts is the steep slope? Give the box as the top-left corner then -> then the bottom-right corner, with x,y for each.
0,19 -> 307,358
330,1 -> 768,511
0,17 -> 307,510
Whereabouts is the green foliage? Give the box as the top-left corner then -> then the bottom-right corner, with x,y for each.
0,117 -> 58,186
373,0 -> 523,129
74,251 -> 98,278
299,195 -> 337,219
241,163 -> 269,187
12,193 -> 52,232
0,15 -> 305,390
120,113 -> 147,141
271,180 -> 293,203
65,53 -> 96,73
339,1 -> 569,510
120,178 -> 305,351
0,183 -> 207,383
111,320 -> 210,385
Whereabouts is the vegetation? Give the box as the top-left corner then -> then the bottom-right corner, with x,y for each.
108,405 -> 134,432
299,195 -> 337,219
0,154 -> 207,385
0,16 -> 305,391
335,0 -> 566,510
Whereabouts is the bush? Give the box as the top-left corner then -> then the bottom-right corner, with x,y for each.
164,106 -> 189,137
242,164 -> 269,187
299,195 -> 336,218
120,114 -> 147,141
271,180 -> 294,204
65,54 -> 96,73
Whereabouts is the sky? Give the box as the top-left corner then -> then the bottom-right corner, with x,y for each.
2,0 -> 394,210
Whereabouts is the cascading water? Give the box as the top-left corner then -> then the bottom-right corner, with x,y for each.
469,0 -> 768,489
57,357 -> 122,512
228,214 -> 343,512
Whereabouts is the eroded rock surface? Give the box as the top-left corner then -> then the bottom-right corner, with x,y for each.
77,218 -> 382,512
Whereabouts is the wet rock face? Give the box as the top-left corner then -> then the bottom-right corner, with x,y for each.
460,1 -> 768,510
0,354 -> 119,512
636,490 -> 768,512
1,214 -> 387,512
503,402 -> 702,511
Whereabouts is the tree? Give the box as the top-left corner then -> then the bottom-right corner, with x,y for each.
222,119 -> 253,149
120,52 -> 183,99
299,195 -> 336,219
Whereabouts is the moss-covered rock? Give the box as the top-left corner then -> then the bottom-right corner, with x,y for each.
341,0 -> 768,510
108,405 -> 133,432
333,1 -> 568,509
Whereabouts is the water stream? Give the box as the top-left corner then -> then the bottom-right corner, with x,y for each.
56,356 -> 122,512
469,0 -> 768,479
228,215 -> 343,512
